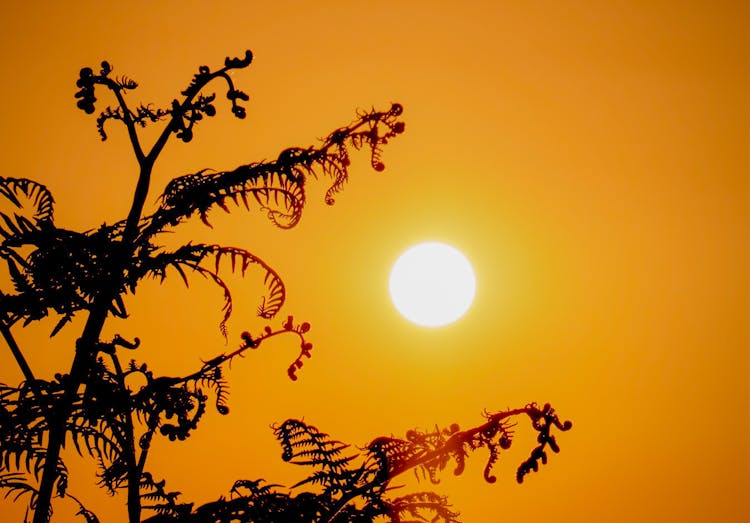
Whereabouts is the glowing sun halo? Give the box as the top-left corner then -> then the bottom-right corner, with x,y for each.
389,242 -> 476,327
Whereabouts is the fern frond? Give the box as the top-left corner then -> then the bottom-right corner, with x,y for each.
139,243 -> 286,331
5,259 -> 35,295
143,102 -> 404,238
366,436 -> 429,482
139,472 -> 190,518
230,479 -> 283,498
96,454 -> 128,494
386,491 -> 460,523
96,106 -> 124,141
515,402 -> 572,483
318,102 -> 404,205
0,443 -> 64,484
274,419 -> 359,495
0,177 -> 55,227
150,163 -> 305,232
0,223 -> 126,333
65,417 -> 122,463
275,419 -> 350,466
194,366 -> 230,415
133,377 -> 207,444
365,405 -> 571,489
66,492 -> 101,523
0,472 -> 38,504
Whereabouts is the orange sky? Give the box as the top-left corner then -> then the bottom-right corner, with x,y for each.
0,1 -> 748,522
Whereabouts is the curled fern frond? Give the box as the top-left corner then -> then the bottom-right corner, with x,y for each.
95,106 -> 124,141
319,102 -> 404,205
0,177 -> 55,234
515,402 -> 572,483
97,102 -> 166,140
366,436 -> 423,481
138,243 -> 286,333
142,405 -> 570,523
194,366 -> 230,415
145,102 -> 404,237
115,75 -> 138,90
159,51 -> 254,145
131,372 -> 208,446
151,163 -> 305,231
74,61 -> 123,115
134,104 -> 169,127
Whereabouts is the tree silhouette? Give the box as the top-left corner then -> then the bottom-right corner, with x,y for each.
0,51 -> 571,523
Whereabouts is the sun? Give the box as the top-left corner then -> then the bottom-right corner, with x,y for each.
389,242 -> 476,327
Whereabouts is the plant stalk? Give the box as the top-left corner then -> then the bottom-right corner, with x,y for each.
33,158 -> 155,523
32,56 -> 250,522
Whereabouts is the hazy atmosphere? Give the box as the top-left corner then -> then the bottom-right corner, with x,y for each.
0,1 -> 747,521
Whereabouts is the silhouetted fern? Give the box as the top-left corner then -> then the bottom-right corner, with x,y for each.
0,177 -> 55,228
387,492 -> 460,523
1,49 -> 403,342
275,419 -> 358,495
0,380 -> 69,521
0,49 -> 573,523
139,407 -> 571,523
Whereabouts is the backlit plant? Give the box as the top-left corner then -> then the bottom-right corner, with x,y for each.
0,50 -> 570,523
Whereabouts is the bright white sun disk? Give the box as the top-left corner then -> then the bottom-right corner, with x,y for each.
389,242 -> 476,327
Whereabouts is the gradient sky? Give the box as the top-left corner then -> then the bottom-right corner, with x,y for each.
0,1 -> 747,522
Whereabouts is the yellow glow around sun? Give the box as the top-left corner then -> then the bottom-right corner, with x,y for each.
389,242 -> 476,327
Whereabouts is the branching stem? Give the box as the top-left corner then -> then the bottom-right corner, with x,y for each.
33,62 -> 243,523
107,84 -> 146,164
321,408 -> 537,523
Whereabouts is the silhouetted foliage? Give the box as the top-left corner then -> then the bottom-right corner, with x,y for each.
0,51 -> 571,523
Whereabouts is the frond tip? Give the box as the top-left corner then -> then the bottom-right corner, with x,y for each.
142,407 -> 570,523
0,177 -> 55,232
146,102 -> 405,234
138,243 -> 287,334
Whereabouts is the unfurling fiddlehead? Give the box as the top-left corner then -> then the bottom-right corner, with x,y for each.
134,243 -> 287,336
148,101 -> 404,234
76,52 -> 253,143
2,49 -> 404,343
0,318 -> 314,521
0,47 -> 575,523
141,407 -> 570,523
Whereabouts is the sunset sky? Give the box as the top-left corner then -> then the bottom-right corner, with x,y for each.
0,1 -> 747,522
